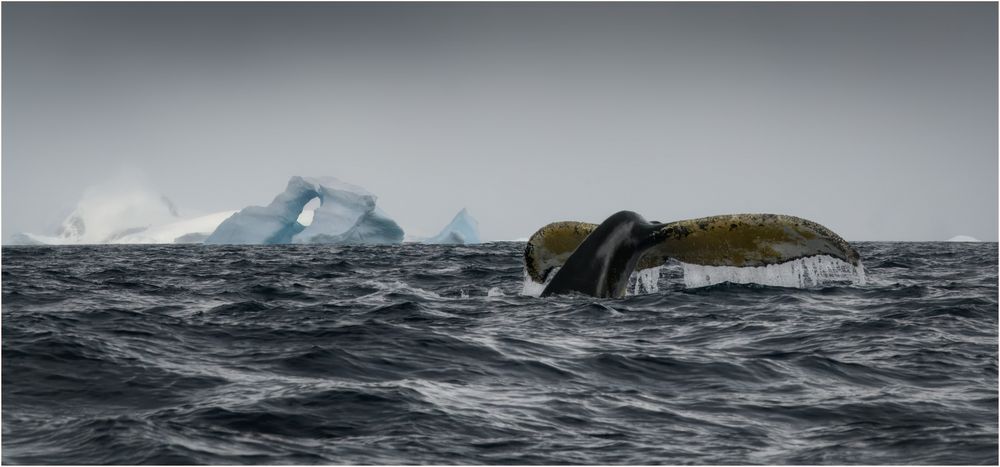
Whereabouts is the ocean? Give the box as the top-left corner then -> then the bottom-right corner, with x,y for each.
2,241 -> 997,464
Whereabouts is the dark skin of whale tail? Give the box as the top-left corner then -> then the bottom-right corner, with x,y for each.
539,211 -> 664,298
526,211 -> 861,298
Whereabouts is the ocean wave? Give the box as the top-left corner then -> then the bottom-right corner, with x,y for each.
2,241 -> 997,464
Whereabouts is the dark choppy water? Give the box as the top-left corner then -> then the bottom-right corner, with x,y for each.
2,242 -> 997,464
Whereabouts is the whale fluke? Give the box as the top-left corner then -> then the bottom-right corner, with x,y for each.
525,212 -> 860,298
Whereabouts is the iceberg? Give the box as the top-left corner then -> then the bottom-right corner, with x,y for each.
10,175 -> 406,246
10,178 -> 182,245
113,211 -> 237,244
423,208 -> 481,245
204,176 -> 404,245
8,233 -> 48,245
947,235 -> 980,242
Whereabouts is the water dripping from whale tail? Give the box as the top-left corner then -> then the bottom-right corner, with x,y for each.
681,255 -> 865,289
521,266 -> 664,297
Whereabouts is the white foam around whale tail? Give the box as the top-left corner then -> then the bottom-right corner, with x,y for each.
681,255 -> 866,289
523,256 -> 864,297
521,269 -> 557,297
522,266 -> 665,297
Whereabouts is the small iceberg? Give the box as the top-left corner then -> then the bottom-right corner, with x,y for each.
947,235 -> 980,242
423,208 -> 481,245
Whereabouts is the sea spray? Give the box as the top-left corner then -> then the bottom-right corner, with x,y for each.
521,265 -> 663,297
521,267 -> 559,297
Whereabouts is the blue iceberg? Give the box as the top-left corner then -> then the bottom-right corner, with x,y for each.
424,208 -> 481,245
205,176 -> 404,245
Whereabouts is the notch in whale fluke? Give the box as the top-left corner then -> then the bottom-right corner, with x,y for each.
524,212 -> 861,298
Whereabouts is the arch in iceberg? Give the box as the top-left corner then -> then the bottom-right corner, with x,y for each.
205,176 -> 403,245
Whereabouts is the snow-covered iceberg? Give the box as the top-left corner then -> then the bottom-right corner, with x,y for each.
204,176 -> 404,245
10,178 -> 183,245
423,208 -> 481,244
113,211 -> 237,244
8,233 -> 49,245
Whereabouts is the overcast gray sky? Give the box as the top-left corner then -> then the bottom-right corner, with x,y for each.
3,2 -> 997,242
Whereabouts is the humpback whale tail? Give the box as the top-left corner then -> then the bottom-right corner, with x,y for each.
524,211 -> 861,298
